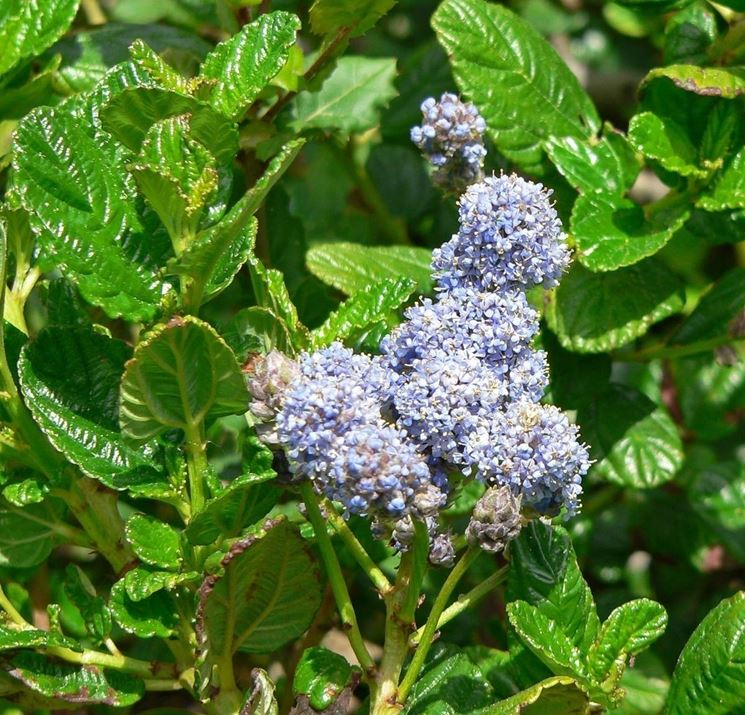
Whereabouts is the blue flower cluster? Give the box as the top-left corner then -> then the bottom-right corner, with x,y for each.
276,343 -> 448,520
411,93 -> 486,194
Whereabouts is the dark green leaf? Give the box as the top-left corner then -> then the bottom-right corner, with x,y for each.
578,385 -> 683,488
120,316 -> 248,443
311,278 -> 416,348
664,3 -> 718,65
545,260 -> 685,353
200,12 -> 301,120
307,242 -> 432,295
642,65 -> 745,99
63,565 -> 112,642
186,473 -> 277,546
309,0 -> 395,36
433,0 -> 600,170
665,592 -> 745,714
289,56 -> 398,134
19,327 -> 165,491
222,306 -> 293,357
293,647 -> 354,710
544,130 -> 639,194
589,599 -> 667,680
12,105 -> 167,321
197,518 -> 321,655
0,652 -> 144,707
0,500 -> 64,568
573,193 -> 689,272
125,514 -> 182,570
109,579 -> 178,638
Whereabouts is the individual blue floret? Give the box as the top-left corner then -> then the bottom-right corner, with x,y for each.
463,401 -> 590,516
276,343 -> 448,520
411,92 -> 487,194
432,174 -> 570,293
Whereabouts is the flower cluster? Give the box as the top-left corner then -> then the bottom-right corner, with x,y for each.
411,93 -> 486,194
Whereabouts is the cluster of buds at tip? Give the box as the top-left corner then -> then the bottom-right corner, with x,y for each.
466,486 -> 523,554
246,350 -> 299,446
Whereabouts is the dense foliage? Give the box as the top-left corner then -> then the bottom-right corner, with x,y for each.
0,0 -> 744,713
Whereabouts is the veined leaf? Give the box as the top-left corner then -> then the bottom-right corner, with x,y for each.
293,648 -> 355,711
642,65 -> 745,99
125,514 -> 182,570
0,500 -> 65,568
310,0 -> 396,36
109,579 -> 178,639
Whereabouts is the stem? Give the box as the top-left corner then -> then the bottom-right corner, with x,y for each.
300,483 -> 375,676
0,584 -> 26,626
322,500 -> 392,595
81,0 -> 106,24
399,521 -> 429,623
409,564 -> 508,647
184,422 -> 208,516
396,547 -> 480,704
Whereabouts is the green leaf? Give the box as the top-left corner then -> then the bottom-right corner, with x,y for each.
243,668 -> 279,715
307,242 -> 432,296
109,579 -> 178,638
628,111 -> 708,179
508,522 -> 600,654
311,277 -> 416,348
186,473 -> 276,546
309,0 -> 395,36
403,643 -> 495,714
18,327 -> 166,491
0,500 -> 64,568
589,600 -> 667,681
0,0 -> 80,76
615,654 -> 669,715
0,625 -> 81,653
544,130 -> 640,194
123,566 -> 199,602
200,11 -> 300,119
63,565 -> 112,642
0,652 -> 144,707
664,3 -> 718,65
2,478 -> 49,507
433,0 -> 600,170
293,647 -> 354,710
507,602 -> 589,679
11,104 -> 168,321
545,260 -> 685,353
688,461 -> 745,564
578,385 -> 683,488
289,56 -> 398,133
222,306 -> 293,357
125,514 -> 182,570
572,193 -> 690,272
50,22 -> 211,93
490,676 -> 589,715
698,147 -> 745,211
642,65 -> 745,99
120,316 -> 248,443
196,518 -> 321,655
130,114 -> 219,246
673,267 -> 745,344
665,592 -> 745,714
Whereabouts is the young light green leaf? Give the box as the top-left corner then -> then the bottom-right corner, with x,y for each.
185,473 -> 277,546
673,267 -> 745,344
642,65 -> 745,99
508,522 -> 600,654
289,56 -> 398,134
489,675 -> 589,715
307,242 -> 432,295
222,306 -> 294,357
698,147 -> 745,211
2,478 -> 49,507
12,105 -> 168,321
125,514 -> 182,570
0,651 -> 144,707
545,261 -> 685,353
19,327 -> 166,491
309,0 -> 395,36
572,193 -> 690,272
589,599 -> 667,681
124,566 -> 199,602
665,592 -> 745,714
311,277 -> 416,348
0,625 -> 81,653
293,647 -> 355,711
63,565 -> 112,642
201,11 -> 301,119
120,316 -> 249,443
544,130 -> 640,195
0,500 -> 64,568
579,385 -> 683,489
0,0 -> 80,75
433,0 -> 600,170
109,579 -> 178,639
197,518 -> 321,656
